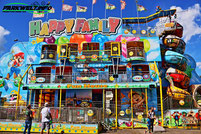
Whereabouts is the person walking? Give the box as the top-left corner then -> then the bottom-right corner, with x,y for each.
147,107 -> 156,134
195,109 -> 201,130
23,104 -> 33,134
40,102 -> 52,134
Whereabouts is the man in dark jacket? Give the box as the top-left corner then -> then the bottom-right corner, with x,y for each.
23,104 -> 33,134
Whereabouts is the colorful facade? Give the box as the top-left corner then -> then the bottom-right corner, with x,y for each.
0,8 -> 201,132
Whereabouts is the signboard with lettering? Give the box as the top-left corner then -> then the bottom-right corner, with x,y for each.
0,122 -> 98,133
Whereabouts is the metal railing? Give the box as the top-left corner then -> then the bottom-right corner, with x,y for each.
0,106 -> 102,124
163,95 -> 201,111
27,71 -> 151,84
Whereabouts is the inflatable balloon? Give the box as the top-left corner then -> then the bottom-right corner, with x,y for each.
70,34 -> 86,52
55,36 -> 69,45
116,35 -> 140,42
140,39 -> 150,53
85,34 -> 93,42
115,35 -> 122,42
93,32 -> 98,37
91,34 -> 109,50
43,36 -> 56,44
36,37 -> 44,43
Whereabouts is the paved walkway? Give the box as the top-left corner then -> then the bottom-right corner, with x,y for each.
1,128 -> 201,134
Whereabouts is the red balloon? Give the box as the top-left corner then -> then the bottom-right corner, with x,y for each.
70,34 -> 86,51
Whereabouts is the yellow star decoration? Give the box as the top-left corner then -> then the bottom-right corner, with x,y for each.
121,38 -> 127,44
115,84 -> 119,88
31,40 -> 36,45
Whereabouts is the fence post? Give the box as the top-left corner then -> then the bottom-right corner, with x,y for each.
115,88 -> 118,129
103,89 -> 105,122
131,89 -> 133,129
59,89 -> 62,121
145,88 -> 148,115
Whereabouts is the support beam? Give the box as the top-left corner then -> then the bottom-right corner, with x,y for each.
15,64 -> 32,119
29,89 -> 32,105
103,89 -> 105,121
59,89 -> 62,120
154,61 -> 164,127
39,89 -> 42,108
115,88 -> 118,128
145,88 -> 148,114
131,89 -> 133,129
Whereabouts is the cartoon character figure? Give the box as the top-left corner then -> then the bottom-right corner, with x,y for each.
186,110 -> 197,124
6,52 -> 24,80
195,110 -> 201,127
121,91 -> 145,111
172,111 -> 181,126
181,112 -> 187,123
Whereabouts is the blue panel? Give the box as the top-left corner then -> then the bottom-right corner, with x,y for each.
54,90 -> 59,107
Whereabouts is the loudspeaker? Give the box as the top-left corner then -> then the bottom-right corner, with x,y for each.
111,42 -> 121,56
57,75 -> 63,79
149,84 -> 156,88
23,86 -> 29,90
113,74 -> 118,78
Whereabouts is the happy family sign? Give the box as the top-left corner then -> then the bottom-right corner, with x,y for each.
29,17 -> 121,37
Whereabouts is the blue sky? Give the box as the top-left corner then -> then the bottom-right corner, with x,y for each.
0,0 -> 201,74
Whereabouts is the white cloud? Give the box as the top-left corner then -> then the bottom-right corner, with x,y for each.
196,62 -> 201,69
0,26 -> 10,53
147,51 -> 159,61
170,4 -> 201,42
11,45 -> 23,54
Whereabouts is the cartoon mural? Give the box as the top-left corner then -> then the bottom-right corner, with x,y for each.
0,17 -> 162,107
164,109 -> 201,127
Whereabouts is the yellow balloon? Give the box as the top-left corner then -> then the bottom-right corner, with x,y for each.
36,37 -> 44,43
140,39 -> 150,53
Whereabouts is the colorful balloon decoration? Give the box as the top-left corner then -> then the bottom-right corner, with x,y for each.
91,34 -> 109,50
115,35 -> 140,42
36,37 -> 44,43
55,36 -> 69,45
115,35 -> 122,42
140,39 -> 150,53
43,36 -> 56,44
85,34 -> 93,42
70,34 -> 86,52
